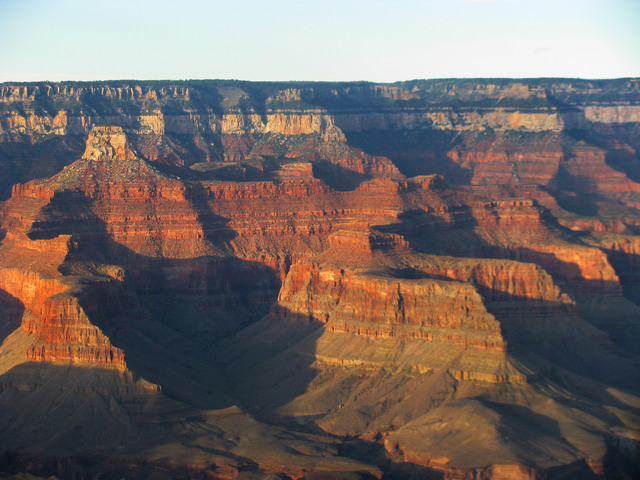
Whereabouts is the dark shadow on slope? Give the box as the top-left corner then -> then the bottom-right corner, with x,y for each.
546,170 -> 600,217
414,266 -> 639,392
183,181 -> 238,247
605,145 -> 640,184
602,246 -> 640,305
487,245 -> 640,360
563,121 -> 640,185
545,460 -> 603,480
162,132 -> 224,167
300,471 -> 380,480
215,307 -> 326,419
545,90 -> 583,117
376,207 -> 486,257
544,134 -> 603,217
485,246 -> 583,280
191,161 -> 278,182
603,432 -> 640,480
343,129 -> 470,183
596,247 -> 640,354
0,136 -> 86,201
537,203 -> 594,241
108,272 -> 278,409
475,399 -> 578,452
0,309 -> 326,475
505,302 -> 640,392
312,160 -> 371,191
469,400 -> 631,480
0,369 -> 261,480
0,363 -> 158,458
475,399 -> 640,480
1,449 -> 259,480
337,437 -> 443,480
0,290 -> 24,344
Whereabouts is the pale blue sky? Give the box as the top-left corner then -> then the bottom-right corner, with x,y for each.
0,0 -> 638,82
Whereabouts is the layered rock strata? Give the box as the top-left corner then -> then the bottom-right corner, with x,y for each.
0,78 -> 638,480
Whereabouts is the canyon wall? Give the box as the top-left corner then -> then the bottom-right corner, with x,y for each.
1,79 -> 639,195
0,80 -> 639,480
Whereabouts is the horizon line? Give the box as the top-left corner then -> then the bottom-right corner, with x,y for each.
1,76 -> 639,86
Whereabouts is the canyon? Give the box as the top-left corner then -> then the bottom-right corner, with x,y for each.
0,79 -> 639,480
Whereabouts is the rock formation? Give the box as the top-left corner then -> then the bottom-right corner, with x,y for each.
0,79 -> 639,480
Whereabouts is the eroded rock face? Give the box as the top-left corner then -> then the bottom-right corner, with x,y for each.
1,79 -> 639,199
277,258 -> 504,350
0,79 -> 639,480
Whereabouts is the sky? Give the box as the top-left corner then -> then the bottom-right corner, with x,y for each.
0,0 -> 638,83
